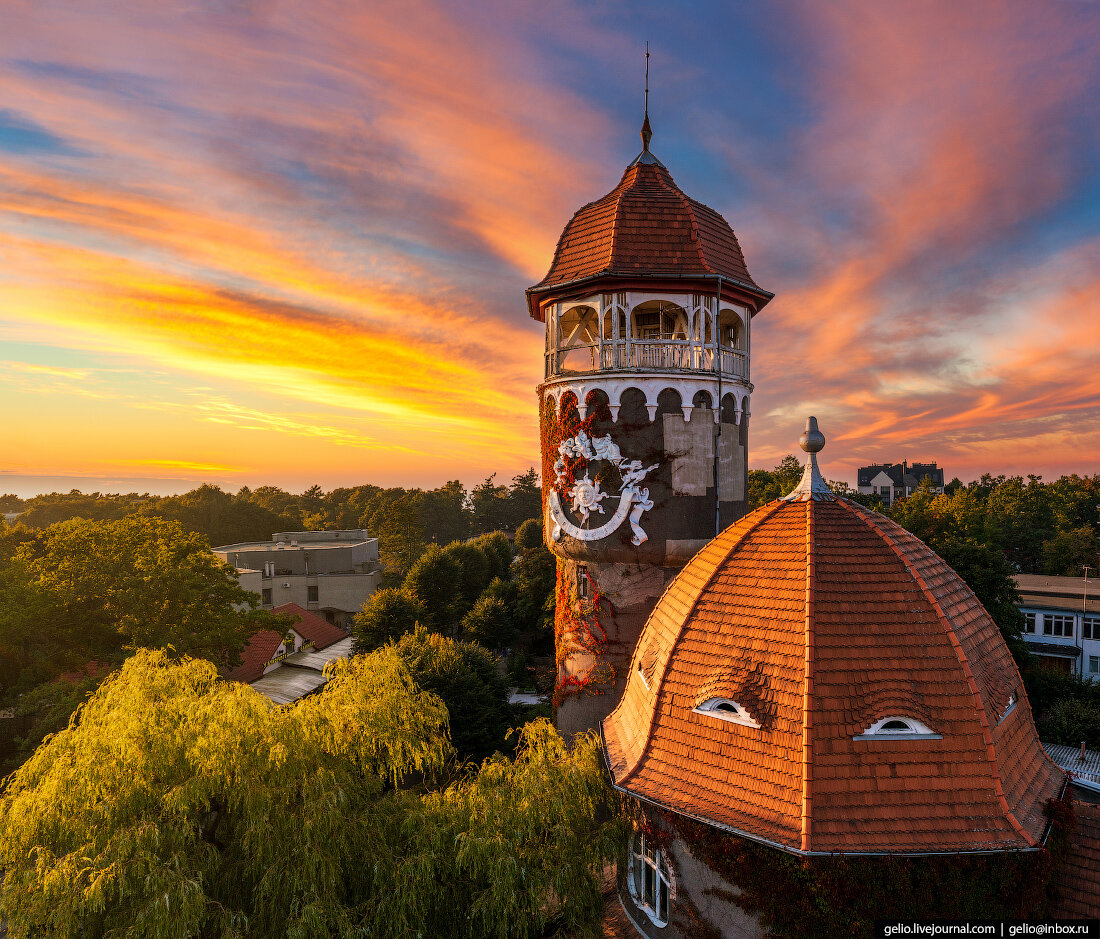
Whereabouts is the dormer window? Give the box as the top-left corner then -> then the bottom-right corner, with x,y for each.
854,716 -> 941,741
1000,693 -> 1017,724
693,697 -> 760,729
637,664 -> 651,690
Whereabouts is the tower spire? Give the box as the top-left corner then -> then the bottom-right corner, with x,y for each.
641,42 -> 652,152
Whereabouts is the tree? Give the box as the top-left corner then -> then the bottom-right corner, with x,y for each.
1037,697 -> 1100,750
352,588 -> 427,652
16,516 -> 269,667
0,648 -> 620,938
1042,526 -> 1100,577
402,544 -> 462,633
461,595 -> 516,651
471,531 -> 514,583
0,647 -> 449,938
140,484 -> 298,549
747,455 -> 804,509
514,517 -> 543,554
375,493 -> 428,583
394,626 -> 511,761
506,469 -> 542,532
471,474 -> 510,535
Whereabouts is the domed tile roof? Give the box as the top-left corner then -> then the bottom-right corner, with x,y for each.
526,155 -> 772,320
602,430 -> 1064,855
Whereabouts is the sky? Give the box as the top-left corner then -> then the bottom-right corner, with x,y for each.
2,0 -> 1099,497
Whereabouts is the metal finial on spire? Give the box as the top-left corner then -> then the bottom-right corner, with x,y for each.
782,417 -> 836,502
641,42 -> 652,152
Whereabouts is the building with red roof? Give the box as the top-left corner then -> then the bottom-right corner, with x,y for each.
600,423 -> 1074,934
225,602 -> 349,688
534,95 -> 1096,933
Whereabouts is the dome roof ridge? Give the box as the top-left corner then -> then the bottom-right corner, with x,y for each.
602,432 -> 1064,854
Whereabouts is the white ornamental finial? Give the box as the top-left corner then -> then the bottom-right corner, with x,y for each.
781,416 -> 835,502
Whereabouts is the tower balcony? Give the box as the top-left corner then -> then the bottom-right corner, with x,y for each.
545,339 -> 746,381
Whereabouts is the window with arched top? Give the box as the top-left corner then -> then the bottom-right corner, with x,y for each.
627,833 -> 672,927
853,716 -> 941,740
692,697 -> 760,728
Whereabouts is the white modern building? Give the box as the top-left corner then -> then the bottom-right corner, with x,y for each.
213,530 -> 381,628
1015,573 -> 1100,678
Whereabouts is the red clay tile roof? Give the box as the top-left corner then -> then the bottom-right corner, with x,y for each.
527,159 -> 771,319
225,629 -> 283,684
272,602 -> 348,651
1050,801 -> 1100,917
602,498 -> 1064,855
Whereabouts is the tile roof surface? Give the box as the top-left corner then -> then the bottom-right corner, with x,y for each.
1050,801 -> 1100,917
528,159 -> 766,318
224,629 -> 283,684
602,498 -> 1064,855
271,602 -> 348,650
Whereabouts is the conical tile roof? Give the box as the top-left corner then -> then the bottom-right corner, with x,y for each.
602,497 -> 1064,855
527,158 -> 771,319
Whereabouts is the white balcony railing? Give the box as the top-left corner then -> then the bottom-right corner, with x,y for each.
546,340 -> 746,381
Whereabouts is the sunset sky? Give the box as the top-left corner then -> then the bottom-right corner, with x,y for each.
3,0 -> 1099,497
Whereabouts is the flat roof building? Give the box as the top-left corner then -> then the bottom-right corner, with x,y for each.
213,529 -> 380,628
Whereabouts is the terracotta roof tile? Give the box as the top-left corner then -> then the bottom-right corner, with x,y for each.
527,161 -> 770,319
602,499 -> 1065,855
271,602 -> 348,650
1051,801 -> 1100,917
224,629 -> 283,684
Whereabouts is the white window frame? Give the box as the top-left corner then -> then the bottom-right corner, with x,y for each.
692,697 -> 760,728
627,833 -> 672,927
1023,612 -> 1037,635
854,716 -> 941,741
1084,616 -> 1100,641
1090,655 -> 1100,676
1044,614 -> 1075,639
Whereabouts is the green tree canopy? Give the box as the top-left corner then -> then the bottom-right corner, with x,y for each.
0,648 -> 618,939
352,587 -> 427,652
15,516 -> 269,668
461,595 -> 516,652
394,626 -> 511,762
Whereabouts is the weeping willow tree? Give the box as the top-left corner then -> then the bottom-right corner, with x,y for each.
0,647 -> 620,939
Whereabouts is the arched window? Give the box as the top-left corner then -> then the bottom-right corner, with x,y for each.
693,697 -> 760,728
628,832 -> 672,927
854,716 -> 941,740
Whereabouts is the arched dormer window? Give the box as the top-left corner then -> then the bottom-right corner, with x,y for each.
692,697 -> 760,729
1000,693 -> 1017,724
853,716 -> 941,741
627,832 -> 672,927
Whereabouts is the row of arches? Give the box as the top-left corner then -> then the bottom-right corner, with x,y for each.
544,383 -> 749,425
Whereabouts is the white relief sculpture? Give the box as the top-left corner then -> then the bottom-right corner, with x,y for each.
570,474 -> 608,523
549,430 -> 659,546
628,488 -> 654,546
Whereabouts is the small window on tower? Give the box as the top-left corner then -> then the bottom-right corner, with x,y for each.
307,585 -> 319,602
576,566 -> 589,600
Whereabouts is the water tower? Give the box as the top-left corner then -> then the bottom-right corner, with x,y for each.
528,108 -> 773,735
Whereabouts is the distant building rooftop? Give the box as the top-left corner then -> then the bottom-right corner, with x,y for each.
213,529 -> 374,553
1015,574 -> 1100,615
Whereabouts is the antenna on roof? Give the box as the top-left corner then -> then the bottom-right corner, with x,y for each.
641,42 -> 652,153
